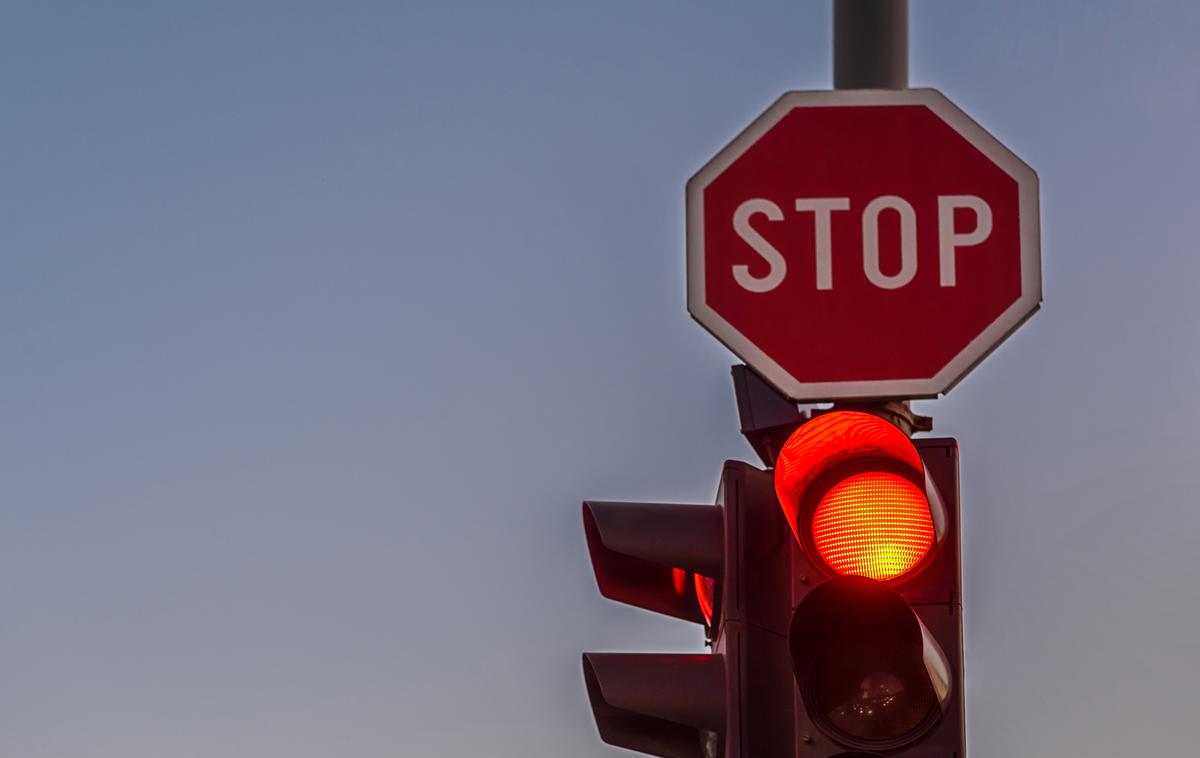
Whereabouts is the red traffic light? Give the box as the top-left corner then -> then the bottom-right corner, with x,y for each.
775,411 -> 943,583
772,410 -> 964,755
812,469 -> 934,581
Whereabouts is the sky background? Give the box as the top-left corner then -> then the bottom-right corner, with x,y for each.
2,1 -> 1199,756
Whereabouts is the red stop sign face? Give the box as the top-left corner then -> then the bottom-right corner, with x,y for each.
686,89 -> 1040,401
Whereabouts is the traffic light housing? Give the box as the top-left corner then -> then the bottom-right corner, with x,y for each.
777,411 -> 964,757
582,462 -> 795,758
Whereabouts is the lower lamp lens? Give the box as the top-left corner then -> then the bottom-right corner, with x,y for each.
811,641 -> 938,744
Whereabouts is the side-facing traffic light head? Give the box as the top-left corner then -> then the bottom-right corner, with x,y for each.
581,499 -> 726,757
582,501 -> 722,625
582,463 -> 797,758
774,411 -> 963,757
582,652 -> 725,758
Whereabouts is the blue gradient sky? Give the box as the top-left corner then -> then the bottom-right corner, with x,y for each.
2,2 -> 1198,756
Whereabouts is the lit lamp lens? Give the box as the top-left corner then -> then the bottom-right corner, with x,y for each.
812,471 -> 934,581
694,573 -> 716,626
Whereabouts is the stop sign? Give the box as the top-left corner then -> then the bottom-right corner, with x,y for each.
686,89 -> 1040,401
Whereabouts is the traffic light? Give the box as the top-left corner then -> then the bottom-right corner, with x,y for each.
775,410 -> 964,757
582,401 -> 963,758
582,461 -> 796,758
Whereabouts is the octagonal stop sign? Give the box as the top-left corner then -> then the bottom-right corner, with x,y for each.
686,89 -> 1041,401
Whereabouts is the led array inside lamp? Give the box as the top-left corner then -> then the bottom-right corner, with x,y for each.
811,471 -> 934,581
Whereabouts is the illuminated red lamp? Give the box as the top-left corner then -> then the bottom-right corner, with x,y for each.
775,412 -> 941,583
669,568 -> 716,627
693,573 -> 716,626
672,567 -> 688,596
812,470 -> 934,581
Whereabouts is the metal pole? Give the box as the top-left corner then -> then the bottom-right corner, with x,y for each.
833,0 -> 908,89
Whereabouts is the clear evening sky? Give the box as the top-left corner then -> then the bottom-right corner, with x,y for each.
2,2 -> 1198,756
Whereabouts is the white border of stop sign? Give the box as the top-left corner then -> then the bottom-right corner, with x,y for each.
686,88 -> 1041,402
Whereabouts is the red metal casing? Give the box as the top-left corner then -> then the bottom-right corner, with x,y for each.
582,460 -> 798,758
787,437 -> 964,758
